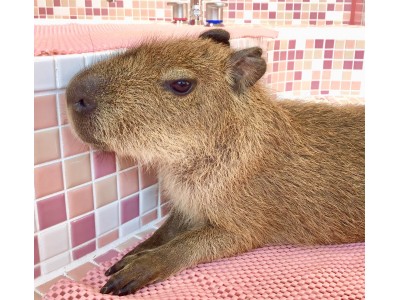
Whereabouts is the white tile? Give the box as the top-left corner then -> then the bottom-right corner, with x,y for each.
331,70 -> 343,81
268,2 -> 277,11
41,252 -> 71,274
38,223 -> 69,260
326,11 -> 343,21
156,9 -> 164,18
120,217 -> 141,237
311,59 -> 323,71
140,185 -> 158,214
96,202 -> 119,235
244,11 -> 252,20
55,54 -> 85,89
34,57 -> 56,92
83,53 -> 95,68
351,70 -> 364,81
301,70 -> 312,81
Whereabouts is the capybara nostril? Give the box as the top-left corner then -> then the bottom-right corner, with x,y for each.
73,97 -> 97,113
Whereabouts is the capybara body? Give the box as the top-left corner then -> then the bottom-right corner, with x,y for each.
66,29 -> 364,295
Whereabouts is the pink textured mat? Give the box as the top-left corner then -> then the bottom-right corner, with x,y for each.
34,24 -> 278,56
44,242 -> 364,299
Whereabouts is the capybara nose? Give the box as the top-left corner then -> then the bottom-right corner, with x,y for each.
66,75 -> 99,114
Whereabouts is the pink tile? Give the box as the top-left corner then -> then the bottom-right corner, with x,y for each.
161,203 -> 171,217
295,50 -> 304,59
279,51 -> 286,61
34,162 -> 64,199
269,11 -> 276,19
98,229 -> 119,248
72,241 -> 96,260
34,236 -> 40,265
294,3 -> 301,10
285,82 -> 293,91
94,249 -> 120,264
67,262 -> 97,281
289,40 -> 296,49
228,11 -> 235,18
286,3 -> 293,10
58,93 -> 69,125
323,60 -> 332,69
324,50 -> 333,59
67,185 -> 94,218
355,50 -> 364,59
119,168 -> 139,198
34,266 -> 41,279
36,275 -> 66,294
354,61 -> 363,70
294,71 -> 302,80
327,4 -> 335,11
325,40 -> 335,49
288,51 -> 295,60
310,12 -> 317,19
93,8 -> 100,15
273,51 -> 279,61
85,0 -> 92,7
37,193 -> 67,230
311,81 -> 320,89
236,3 -> 244,10
228,3 -> 235,10
70,213 -> 95,247
293,12 -> 300,19
34,94 -> 58,130
141,209 -> 158,226
274,41 -> 280,50
140,166 -> 158,189
93,151 -> 116,179
261,3 -> 268,10
318,12 -> 326,19
61,126 -> 90,157
253,3 -> 260,10
315,39 -> 324,49
287,61 -> 294,70
343,61 -> 353,69
121,194 -> 140,224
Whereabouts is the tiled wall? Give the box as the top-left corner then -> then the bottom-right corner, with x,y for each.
34,52 -> 171,281
34,0 -> 364,25
265,37 -> 364,97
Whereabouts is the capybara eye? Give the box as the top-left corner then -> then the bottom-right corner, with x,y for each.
168,80 -> 194,95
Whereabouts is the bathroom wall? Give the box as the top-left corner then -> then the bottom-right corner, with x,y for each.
34,0 -> 364,25
34,51 -> 171,280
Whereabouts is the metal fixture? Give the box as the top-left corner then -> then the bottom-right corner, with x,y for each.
167,1 -> 189,24
204,1 -> 227,27
188,0 -> 202,25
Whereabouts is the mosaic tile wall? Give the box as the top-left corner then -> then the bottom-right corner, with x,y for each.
34,0 -> 364,25
265,37 -> 364,97
34,52 -> 171,280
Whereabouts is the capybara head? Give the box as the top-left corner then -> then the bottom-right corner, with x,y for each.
66,29 -> 266,162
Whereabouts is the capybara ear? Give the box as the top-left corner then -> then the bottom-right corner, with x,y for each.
228,47 -> 267,93
199,29 -> 230,46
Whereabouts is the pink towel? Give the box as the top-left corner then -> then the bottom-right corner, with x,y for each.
43,242 -> 364,299
34,23 -> 278,56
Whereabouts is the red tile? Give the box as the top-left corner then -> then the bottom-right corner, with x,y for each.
293,12 -> 300,19
289,40 -> 296,49
269,11 -> 276,19
273,51 -> 279,61
261,3 -> 268,10
286,3 -> 293,10
71,213 -> 95,247
294,3 -> 301,10
46,8 -> 54,15
321,90 -> 329,95
288,50 -> 295,60
94,249 -> 120,264
54,0 -> 60,6
287,61 -> 294,70
315,39 -> 324,49
318,12 -> 326,19
327,4 -> 335,11
294,71 -> 302,80
228,11 -> 235,18
253,3 -> 260,10
93,8 -> 100,15
310,12 -> 317,19
274,41 -> 280,50
93,151 -> 116,179
37,193 -> 67,230
72,241 -> 96,260
85,8 -> 92,15
85,0 -> 92,7
236,3 -> 244,10
279,51 -> 286,61
228,3 -> 235,10
121,194 -> 140,224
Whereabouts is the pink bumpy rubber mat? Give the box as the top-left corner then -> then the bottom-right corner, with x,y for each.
34,23 -> 278,56
44,242 -> 364,299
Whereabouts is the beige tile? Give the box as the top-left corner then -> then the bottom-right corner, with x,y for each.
34,129 -> 61,165
34,162 -> 64,199
116,236 -> 143,251
119,168 -> 139,198
67,184 -> 94,218
64,154 -> 92,189
67,262 -> 96,281
95,175 -> 118,208
58,93 -> 69,125
36,275 -> 66,295
34,291 -> 42,300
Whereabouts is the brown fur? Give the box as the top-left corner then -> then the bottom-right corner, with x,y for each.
66,30 -> 364,295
